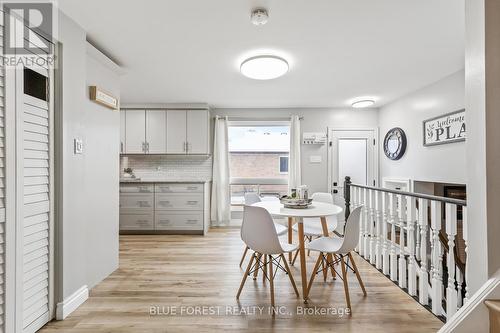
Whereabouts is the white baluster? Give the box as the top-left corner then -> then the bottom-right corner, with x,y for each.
430,201 -> 443,316
416,213 -> 421,261
407,196 -> 417,296
369,189 -> 376,264
363,188 -> 370,258
398,195 -> 407,289
382,191 -> 390,275
358,188 -> 365,256
445,203 -> 458,319
456,266 -> 463,308
389,193 -> 398,281
375,190 -> 383,269
418,198 -> 429,305
462,206 -> 469,303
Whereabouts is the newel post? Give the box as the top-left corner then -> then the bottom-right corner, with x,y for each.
344,176 -> 351,220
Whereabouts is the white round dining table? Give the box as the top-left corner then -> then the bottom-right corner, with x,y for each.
252,201 -> 343,302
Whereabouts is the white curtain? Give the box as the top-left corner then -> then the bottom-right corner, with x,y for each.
288,115 -> 302,192
211,116 -> 231,225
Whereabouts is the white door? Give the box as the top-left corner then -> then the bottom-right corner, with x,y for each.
16,63 -> 54,332
166,110 -> 187,154
146,110 -> 167,153
186,110 -> 208,154
328,129 -> 377,219
125,110 -> 146,154
119,111 -> 126,153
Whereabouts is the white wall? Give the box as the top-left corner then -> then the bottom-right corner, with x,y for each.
84,45 -> 120,289
212,108 -> 379,194
378,70 -> 466,185
57,12 -> 120,306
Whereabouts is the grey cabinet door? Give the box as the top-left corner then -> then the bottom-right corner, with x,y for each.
146,110 -> 167,153
186,110 -> 209,154
125,110 -> 146,153
166,110 -> 187,154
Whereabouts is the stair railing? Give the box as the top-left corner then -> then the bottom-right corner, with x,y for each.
344,176 -> 468,321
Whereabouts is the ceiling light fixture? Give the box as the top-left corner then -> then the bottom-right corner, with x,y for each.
351,99 -> 375,108
251,8 -> 269,26
240,55 -> 289,80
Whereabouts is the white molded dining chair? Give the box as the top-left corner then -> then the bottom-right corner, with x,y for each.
239,193 -> 288,267
290,193 -> 337,267
237,205 -> 299,314
306,206 -> 367,312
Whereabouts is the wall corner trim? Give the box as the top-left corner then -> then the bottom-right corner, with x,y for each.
56,285 -> 89,320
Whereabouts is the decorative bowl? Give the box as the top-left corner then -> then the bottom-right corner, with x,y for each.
280,196 -> 313,209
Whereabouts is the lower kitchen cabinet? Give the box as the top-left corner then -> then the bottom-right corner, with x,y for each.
119,182 -> 209,234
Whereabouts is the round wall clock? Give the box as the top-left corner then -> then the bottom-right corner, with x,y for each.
384,127 -> 407,160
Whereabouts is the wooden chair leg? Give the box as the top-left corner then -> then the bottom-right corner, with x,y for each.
307,253 -> 324,295
239,246 -> 249,267
253,253 -> 262,280
321,259 -> 327,282
280,254 -> 299,297
288,217 -> 293,263
263,255 -> 268,283
291,249 -> 299,266
348,252 -> 367,296
237,252 -> 256,299
269,254 -> 275,316
340,254 -> 351,311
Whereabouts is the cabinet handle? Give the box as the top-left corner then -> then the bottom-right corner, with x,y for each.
187,201 -> 198,205
187,186 -> 198,190
146,142 -> 150,153
160,219 -> 171,224
142,142 -> 146,152
186,219 -> 198,224
120,142 -> 124,153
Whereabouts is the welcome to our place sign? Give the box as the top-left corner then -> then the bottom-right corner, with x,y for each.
423,109 -> 466,146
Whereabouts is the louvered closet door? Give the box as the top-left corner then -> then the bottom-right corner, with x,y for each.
0,12 -> 6,333
17,37 -> 53,332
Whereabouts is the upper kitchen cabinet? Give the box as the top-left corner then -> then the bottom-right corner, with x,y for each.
124,109 -> 146,153
120,110 -> 126,153
167,109 -> 210,155
122,108 -> 210,155
186,110 -> 209,154
146,110 -> 167,153
166,110 -> 187,154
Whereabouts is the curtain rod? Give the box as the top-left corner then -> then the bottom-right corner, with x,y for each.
213,116 -> 304,121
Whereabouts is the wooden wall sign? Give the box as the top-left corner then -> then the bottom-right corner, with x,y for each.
423,109 -> 466,146
89,86 -> 119,110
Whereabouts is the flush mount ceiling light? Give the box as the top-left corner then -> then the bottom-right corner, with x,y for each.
240,55 -> 289,80
351,99 -> 375,108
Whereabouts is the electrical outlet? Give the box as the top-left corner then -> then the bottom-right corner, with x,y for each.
74,138 -> 83,154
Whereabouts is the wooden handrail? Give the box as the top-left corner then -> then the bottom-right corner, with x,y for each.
348,182 -> 467,206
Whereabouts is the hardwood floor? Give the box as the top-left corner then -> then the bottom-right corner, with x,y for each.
40,229 -> 443,333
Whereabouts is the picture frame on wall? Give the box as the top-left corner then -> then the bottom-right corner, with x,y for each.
422,109 -> 466,146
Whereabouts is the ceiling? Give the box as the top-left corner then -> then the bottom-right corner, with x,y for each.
59,0 -> 464,108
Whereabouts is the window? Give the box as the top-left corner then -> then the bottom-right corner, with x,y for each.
228,121 -> 290,205
279,156 -> 289,174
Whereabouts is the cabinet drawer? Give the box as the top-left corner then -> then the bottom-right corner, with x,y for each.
120,193 -> 154,209
155,193 -> 203,210
155,212 -> 203,230
155,183 -> 203,193
120,184 -> 154,193
120,212 -> 154,230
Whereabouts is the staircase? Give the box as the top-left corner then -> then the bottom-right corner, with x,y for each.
484,300 -> 500,333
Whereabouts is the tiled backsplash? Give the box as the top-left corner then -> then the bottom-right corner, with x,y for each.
120,155 -> 213,181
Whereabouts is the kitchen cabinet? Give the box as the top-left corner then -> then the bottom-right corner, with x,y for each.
187,110 -> 209,154
146,110 -> 167,153
120,110 -> 126,153
119,182 -> 209,234
122,109 -> 209,155
124,109 -> 146,153
166,110 -> 187,154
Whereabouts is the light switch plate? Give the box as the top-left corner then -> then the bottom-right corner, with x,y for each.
309,155 -> 322,163
74,138 -> 83,154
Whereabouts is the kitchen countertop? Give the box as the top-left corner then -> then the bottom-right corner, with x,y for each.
120,178 -> 211,184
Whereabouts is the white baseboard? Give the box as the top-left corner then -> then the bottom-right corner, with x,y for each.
56,285 -> 89,320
